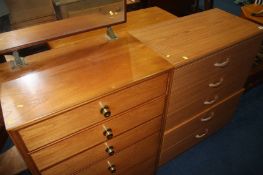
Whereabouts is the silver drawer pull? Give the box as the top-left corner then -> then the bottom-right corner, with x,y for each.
204,95 -> 218,105
214,58 -> 230,67
209,78 -> 224,88
195,129 -> 208,139
200,112 -> 214,122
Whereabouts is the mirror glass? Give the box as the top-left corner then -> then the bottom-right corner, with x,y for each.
0,0 -> 126,32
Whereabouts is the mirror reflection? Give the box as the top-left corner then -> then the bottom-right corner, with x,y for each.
0,0 -> 125,32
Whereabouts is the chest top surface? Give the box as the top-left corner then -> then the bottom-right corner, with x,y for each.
0,33 -> 173,130
130,8 -> 263,68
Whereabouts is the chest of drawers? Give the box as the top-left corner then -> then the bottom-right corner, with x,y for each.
130,8 -> 263,165
0,33 -> 173,175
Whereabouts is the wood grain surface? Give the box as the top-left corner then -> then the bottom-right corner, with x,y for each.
159,90 -> 243,165
162,89 -> 242,151
166,35 -> 261,124
1,32 -> 172,131
61,132 -> 159,175
38,117 -> 161,174
0,7 -> 175,84
130,8 -> 263,68
28,98 -> 164,169
18,82 -> 166,151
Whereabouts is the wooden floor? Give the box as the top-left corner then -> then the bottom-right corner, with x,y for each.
0,146 -> 27,175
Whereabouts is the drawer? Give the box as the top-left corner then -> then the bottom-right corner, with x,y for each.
31,97 -> 165,170
160,127 -> 210,166
167,37 -> 260,117
162,90 -> 242,151
19,73 -> 168,151
170,36 -> 260,94
167,64 -> 248,129
41,132 -> 160,175
160,109 -> 234,166
125,157 -> 156,175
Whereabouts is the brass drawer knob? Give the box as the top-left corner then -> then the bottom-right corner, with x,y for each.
103,128 -> 113,140
105,146 -> 115,156
100,105 -> 111,118
107,161 -> 116,174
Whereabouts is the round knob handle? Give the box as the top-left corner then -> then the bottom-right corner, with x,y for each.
108,164 -> 116,174
103,128 -> 113,140
105,146 -> 115,156
100,105 -> 111,118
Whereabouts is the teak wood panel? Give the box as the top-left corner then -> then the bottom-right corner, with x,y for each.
18,75 -> 167,152
162,90 -> 242,151
167,65 -> 248,126
1,33 -> 173,130
0,8 -> 174,84
130,9 -> 263,68
38,116 -> 162,174
159,91 -> 242,166
159,127 -> 211,165
170,35 -> 262,96
160,116 -> 235,165
125,157 -> 156,175
42,132 -> 160,175
166,38 -> 260,127
30,97 -> 164,170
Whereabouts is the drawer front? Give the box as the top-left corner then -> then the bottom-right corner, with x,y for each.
42,132 -> 160,175
160,127 -> 210,166
167,41 -> 255,128
167,70 -> 245,130
167,37 -> 260,120
170,36 -> 260,96
32,97 -> 165,170
162,90 -> 242,151
125,157 -> 156,175
160,109 -> 235,166
19,73 -> 168,151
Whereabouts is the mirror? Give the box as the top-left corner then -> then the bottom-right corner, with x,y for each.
1,0 -> 126,31
0,0 -> 127,58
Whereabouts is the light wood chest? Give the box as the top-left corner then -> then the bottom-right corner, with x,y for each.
0,33 -> 173,175
130,8 -> 263,165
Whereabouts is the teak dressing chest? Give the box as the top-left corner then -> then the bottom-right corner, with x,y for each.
1,33 -> 173,175
130,8 -> 263,164
1,7 -> 263,175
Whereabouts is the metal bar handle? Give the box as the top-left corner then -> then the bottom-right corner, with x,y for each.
201,112 -> 214,122
209,78 -> 224,88
214,58 -> 230,67
204,95 -> 218,105
195,129 -> 209,139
